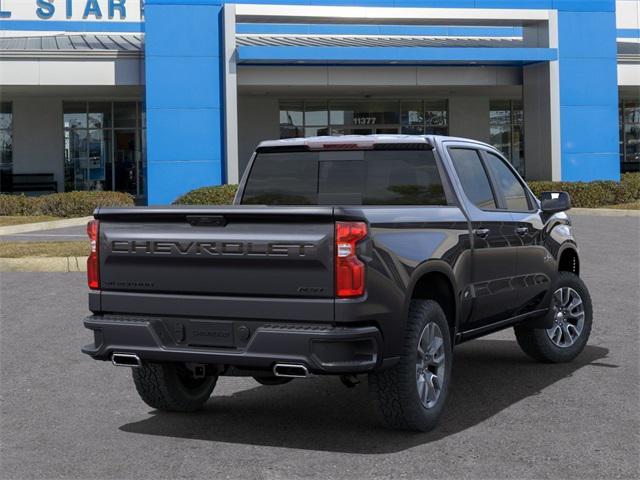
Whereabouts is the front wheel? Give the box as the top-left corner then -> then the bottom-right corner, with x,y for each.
368,300 -> 452,432
132,362 -> 218,412
514,271 -> 593,363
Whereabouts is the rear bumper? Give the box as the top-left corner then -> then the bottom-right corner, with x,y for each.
82,314 -> 382,374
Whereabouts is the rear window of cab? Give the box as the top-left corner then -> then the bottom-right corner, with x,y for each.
242,150 -> 448,206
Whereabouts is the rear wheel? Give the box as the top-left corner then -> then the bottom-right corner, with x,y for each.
514,271 -> 592,363
132,362 -> 217,412
368,300 -> 452,431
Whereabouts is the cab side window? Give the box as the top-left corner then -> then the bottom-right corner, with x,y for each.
448,148 -> 497,210
483,152 -> 531,211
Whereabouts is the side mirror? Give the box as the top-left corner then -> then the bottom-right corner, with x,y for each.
539,191 -> 571,214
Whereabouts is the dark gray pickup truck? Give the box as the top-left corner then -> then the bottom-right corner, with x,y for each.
82,135 -> 592,431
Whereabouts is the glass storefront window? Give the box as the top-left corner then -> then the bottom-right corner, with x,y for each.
425,100 -> 448,127
0,103 -> 12,130
63,101 -> 146,198
114,102 -> 137,128
279,101 -> 304,139
490,100 -> 525,176
489,100 -> 511,125
401,126 -> 424,135
0,102 -> 12,193
401,101 -> 424,126
89,102 -> 112,129
280,99 -> 449,139
64,102 -> 87,129
304,101 -> 328,127
305,127 -> 330,137
139,129 -> 147,197
620,99 -> 640,173
330,101 -> 398,126
624,102 -> 640,124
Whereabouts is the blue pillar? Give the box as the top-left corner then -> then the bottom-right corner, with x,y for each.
557,2 -> 620,181
145,0 -> 224,205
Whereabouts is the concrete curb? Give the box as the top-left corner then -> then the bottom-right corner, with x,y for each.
0,216 -> 93,236
0,256 -> 88,272
570,208 -> 640,217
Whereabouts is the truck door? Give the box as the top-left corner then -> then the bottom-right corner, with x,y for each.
446,146 -> 520,328
480,150 -> 555,315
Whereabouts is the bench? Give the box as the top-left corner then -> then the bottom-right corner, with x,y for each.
10,173 -> 58,194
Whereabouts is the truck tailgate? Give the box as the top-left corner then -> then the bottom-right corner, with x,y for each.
95,206 -> 335,299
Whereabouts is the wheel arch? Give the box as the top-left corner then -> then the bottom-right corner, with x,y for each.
405,261 -> 460,340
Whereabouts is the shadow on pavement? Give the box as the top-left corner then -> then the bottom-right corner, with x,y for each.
120,339 -> 611,454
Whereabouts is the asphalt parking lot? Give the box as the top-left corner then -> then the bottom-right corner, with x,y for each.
1,213 -> 638,480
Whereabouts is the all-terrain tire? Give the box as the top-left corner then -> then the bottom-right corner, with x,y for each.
514,271 -> 593,363
132,363 -> 217,412
368,300 -> 453,432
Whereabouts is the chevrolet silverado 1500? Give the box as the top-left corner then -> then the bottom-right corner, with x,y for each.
82,135 -> 592,431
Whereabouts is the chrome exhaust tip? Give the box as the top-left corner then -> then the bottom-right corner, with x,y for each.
111,352 -> 141,368
273,363 -> 309,378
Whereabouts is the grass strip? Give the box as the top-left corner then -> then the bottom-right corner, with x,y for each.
0,216 -> 58,227
0,241 -> 89,258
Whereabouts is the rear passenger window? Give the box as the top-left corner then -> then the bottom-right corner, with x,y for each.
448,148 -> 497,209
484,152 -> 531,211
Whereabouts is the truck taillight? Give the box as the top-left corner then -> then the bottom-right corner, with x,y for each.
87,220 -> 99,290
335,221 -> 367,298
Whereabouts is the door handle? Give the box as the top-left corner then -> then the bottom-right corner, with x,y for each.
473,228 -> 490,238
516,227 -> 529,236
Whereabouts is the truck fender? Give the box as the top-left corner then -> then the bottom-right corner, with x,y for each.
402,260 -> 461,337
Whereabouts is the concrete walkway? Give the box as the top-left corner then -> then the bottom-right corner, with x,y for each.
0,216 -> 92,236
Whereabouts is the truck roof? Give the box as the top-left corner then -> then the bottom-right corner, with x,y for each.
257,134 -> 492,150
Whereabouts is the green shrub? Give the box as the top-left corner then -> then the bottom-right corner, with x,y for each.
0,194 -> 40,216
0,191 -> 135,217
173,184 -> 239,205
528,173 -> 640,208
37,191 -> 135,217
619,173 -> 640,203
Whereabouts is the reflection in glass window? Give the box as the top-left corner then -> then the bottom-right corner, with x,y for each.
279,101 -> 304,139
64,102 -> 87,129
401,125 -> 425,135
243,150 -> 447,206
401,101 -> 423,126
304,101 -> 328,127
114,102 -> 137,128
243,152 -> 319,205
0,102 -> 12,192
305,127 -> 330,137
490,100 -> 524,176
484,152 -> 530,211
449,148 -> 496,210
620,99 -> 640,173
89,102 -> 112,129
424,100 -> 448,128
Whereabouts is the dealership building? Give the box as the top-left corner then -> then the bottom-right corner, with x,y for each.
0,0 -> 638,204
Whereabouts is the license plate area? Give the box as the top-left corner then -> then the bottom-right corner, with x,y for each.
186,320 -> 234,348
